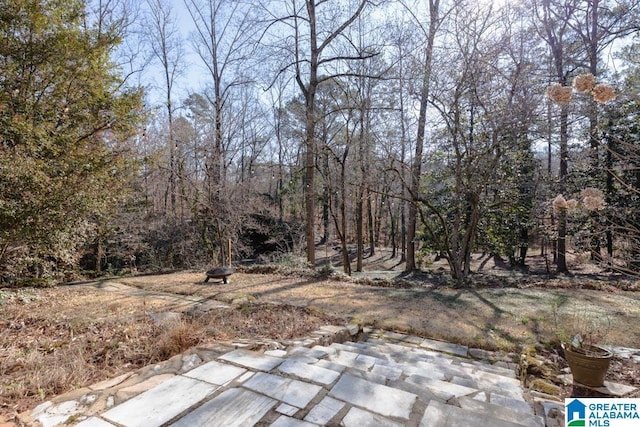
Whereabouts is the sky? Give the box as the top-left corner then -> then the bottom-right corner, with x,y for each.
139,1 -> 210,109
138,0 -> 629,112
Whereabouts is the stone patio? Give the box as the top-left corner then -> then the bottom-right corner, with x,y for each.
18,322 -> 640,427
21,324 -> 574,427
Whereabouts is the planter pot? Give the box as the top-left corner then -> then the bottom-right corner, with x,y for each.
563,344 -> 612,387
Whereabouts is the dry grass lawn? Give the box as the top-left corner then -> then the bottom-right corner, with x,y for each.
120,270 -> 640,350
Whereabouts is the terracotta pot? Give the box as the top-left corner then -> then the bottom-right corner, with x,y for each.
563,344 -> 612,387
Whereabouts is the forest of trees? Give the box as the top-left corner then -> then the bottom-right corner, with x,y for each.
1,0 -> 639,286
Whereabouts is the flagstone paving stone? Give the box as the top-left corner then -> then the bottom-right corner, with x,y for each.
382,330 -> 410,341
311,358 -> 347,373
458,396 -> 544,427
489,393 -> 535,413
451,376 -> 479,389
352,353 -> 379,370
184,360 -> 246,385
102,376 -> 217,427
462,361 -> 517,378
277,359 -> 340,385
342,367 -> 388,385
218,349 -> 284,371
402,361 -> 449,381
290,346 -> 329,359
169,388 -> 276,427
341,407 -> 404,427
30,401 -> 82,427
405,374 -> 480,401
275,403 -> 298,416
421,400 -> 532,427
388,378 -> 446,404
329,374 -> 418,419
75,417 -> 116,427
243,372 -> 323,409
329,342 -> 363,353
370,363 -> 403,380
114,373 -> 175,402
270,415 -> 317,427
265,349 -> 288,357
303,396 -> 345,425
420,337 -> 469,357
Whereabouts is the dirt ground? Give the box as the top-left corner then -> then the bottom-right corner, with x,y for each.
1,249 -> 639,422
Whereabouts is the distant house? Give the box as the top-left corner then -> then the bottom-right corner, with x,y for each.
567,399 -> 586,422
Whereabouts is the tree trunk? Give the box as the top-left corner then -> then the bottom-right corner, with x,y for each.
356,194 -> 364,272
368,193 -> 376,256
304,108 -> 316,266
400,200 -> 407,262
321,150 -> 330,245
331,151 -> 351,275
406,0 -> 439,272
389,201 -> 397,258
557,106 -> 569,273
606,137 -> 614,258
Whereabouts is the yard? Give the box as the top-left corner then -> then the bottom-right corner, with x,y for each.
2,251 -> 639,423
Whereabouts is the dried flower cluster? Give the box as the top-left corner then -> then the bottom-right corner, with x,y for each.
552,194 -> 578,212
547,83 -> 573,104
552,194 -> 567,211
573,73 -> 596,93
566,198 -> 578,210
581,187 -> 606,211
592,84 -> 616,103
547,73 -> 616,105
581,187 -> 604,199
552,188 -> 605,212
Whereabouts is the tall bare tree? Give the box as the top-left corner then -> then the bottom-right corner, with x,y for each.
145,0 -> 185,218
407,1 -> 541,281
263,0 -> 374,267
531,0 -> 578,273
403,0 -> 442,271
184,0 -> 257,265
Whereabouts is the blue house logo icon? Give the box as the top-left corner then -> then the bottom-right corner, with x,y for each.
567,399 -> 587,426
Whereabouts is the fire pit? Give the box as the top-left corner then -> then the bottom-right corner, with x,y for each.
204,267 -> 235,284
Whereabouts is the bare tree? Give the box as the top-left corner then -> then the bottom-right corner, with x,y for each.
402,0 -> 442,272
184,0 -> 257,265
262,0 -> 375,267
384,15 -> 421,263
144,0 -> 185,218
531,0 -> 579,273
411,1 -> 540,281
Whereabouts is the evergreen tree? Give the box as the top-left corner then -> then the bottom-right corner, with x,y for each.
0,0 -> 143,282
